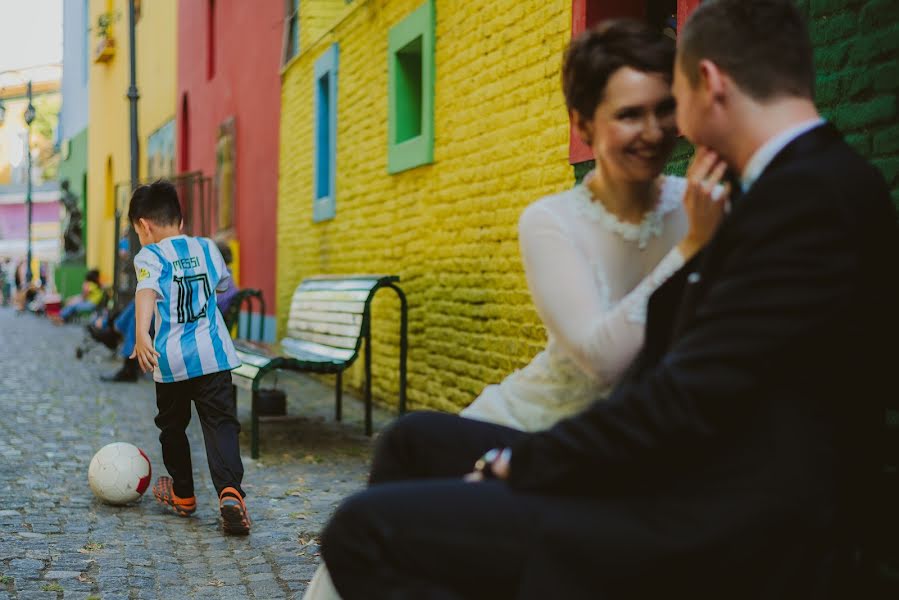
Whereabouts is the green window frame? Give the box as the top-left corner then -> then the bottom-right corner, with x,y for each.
387,0 -> 435,174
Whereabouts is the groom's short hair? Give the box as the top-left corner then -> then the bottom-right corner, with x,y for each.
678,0 -> 815,101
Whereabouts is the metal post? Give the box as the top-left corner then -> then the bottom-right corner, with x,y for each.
335,370 -> 343,422
24,81 -> 33,284
125,0 -> 140,296
364,317 -> 373,436
251,383 -> 260,459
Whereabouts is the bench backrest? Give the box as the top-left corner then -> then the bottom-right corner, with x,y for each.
284,275 -> 398,364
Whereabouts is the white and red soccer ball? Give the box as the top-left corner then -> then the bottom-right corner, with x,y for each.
88,442 -> 152,505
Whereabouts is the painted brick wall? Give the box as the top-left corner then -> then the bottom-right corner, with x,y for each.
279,0 -> 573,412
801,0 -> 899,210
300,0 -> 351,52
279,0 -> 897,414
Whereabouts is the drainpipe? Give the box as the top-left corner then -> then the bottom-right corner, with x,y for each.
125,0 -> 140,302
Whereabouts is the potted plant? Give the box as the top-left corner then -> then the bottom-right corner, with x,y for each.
94,11 -> 117,63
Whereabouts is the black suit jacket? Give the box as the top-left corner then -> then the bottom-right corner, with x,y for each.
508,124 -> 899,599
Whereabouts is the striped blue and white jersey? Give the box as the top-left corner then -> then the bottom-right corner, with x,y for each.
134,235 -> 240,383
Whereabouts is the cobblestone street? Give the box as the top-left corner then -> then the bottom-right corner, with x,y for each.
0,307 -> 389,599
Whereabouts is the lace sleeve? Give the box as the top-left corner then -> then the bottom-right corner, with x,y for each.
519,202 -> 684,385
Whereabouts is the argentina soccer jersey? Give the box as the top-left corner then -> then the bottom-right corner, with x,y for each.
134,235 -> 241,383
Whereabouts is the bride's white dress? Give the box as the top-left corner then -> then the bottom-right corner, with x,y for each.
461,174 -> 688,431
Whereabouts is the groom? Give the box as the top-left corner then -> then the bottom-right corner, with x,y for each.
321,1 -> 899,598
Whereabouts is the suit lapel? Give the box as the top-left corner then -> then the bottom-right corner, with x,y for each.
670,251 -> 712,340
639,252 -> 703,366
666,123 -> 842,342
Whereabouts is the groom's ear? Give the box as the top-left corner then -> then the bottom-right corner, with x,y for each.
698,59 -> 727,104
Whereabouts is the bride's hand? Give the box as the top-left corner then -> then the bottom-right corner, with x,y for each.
678,146 -> 729,260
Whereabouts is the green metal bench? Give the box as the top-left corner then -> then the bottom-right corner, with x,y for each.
231,274 -> 408,458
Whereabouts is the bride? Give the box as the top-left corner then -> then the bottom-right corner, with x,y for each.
461,19 -> 728,431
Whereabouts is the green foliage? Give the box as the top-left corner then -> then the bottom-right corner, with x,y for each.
32,94 -> 59,142
28,94 -> 60,182
95,11 -> 120,38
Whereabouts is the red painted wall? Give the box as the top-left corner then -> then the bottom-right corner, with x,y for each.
678,0 -> 701,32
177,0 -> 283,325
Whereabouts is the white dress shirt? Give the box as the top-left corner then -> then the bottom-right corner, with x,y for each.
741,118 -> 826,192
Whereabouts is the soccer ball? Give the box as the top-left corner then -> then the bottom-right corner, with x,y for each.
88,442 -> 152,505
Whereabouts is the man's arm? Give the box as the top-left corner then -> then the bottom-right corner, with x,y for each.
506,176 -> 859,492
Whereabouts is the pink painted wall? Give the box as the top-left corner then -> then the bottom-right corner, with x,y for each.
177,0 -> 283,328
0,203 -> 60,239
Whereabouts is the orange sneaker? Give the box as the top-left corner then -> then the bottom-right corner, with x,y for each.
219,487 -> 250,535
152,476 -> 197,517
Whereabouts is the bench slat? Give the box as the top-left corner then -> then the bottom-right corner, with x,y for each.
287,330 -> 359,350
293,289 -> 372,303
287,318 -> 362,339
232,363 -> 260,388
291,300 -> 366,314
281,338 -> 355,362
235,350 -> 273,368
286,310 -> 362,326
299,278 -> 383,292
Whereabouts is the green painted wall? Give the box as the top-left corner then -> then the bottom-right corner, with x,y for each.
55,262 -> 88,299
57,127 -> 88,297
58,127 -> 88,228
803,0 -> 899,211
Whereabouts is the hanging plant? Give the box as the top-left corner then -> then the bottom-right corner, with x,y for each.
93,11 -> 120,63
95,11 -> 121,39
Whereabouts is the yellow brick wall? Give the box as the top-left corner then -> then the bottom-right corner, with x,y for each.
300,0 -> 352,51
278,0 -> 573,412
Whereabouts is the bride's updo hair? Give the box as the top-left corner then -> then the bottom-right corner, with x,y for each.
562,19 -> 675,119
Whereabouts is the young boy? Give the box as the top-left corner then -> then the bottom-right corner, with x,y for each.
128,180 -> 250,535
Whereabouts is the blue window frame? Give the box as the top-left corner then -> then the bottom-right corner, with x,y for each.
313,43 -> 338,222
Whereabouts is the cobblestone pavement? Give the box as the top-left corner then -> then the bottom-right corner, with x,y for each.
0,306 -> 393,599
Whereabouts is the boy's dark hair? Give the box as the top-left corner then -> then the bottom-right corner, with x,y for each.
128,180 -> 182,227
85,269 -> 101,285
562,19 -> 675,119
679,0 -> 815,101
